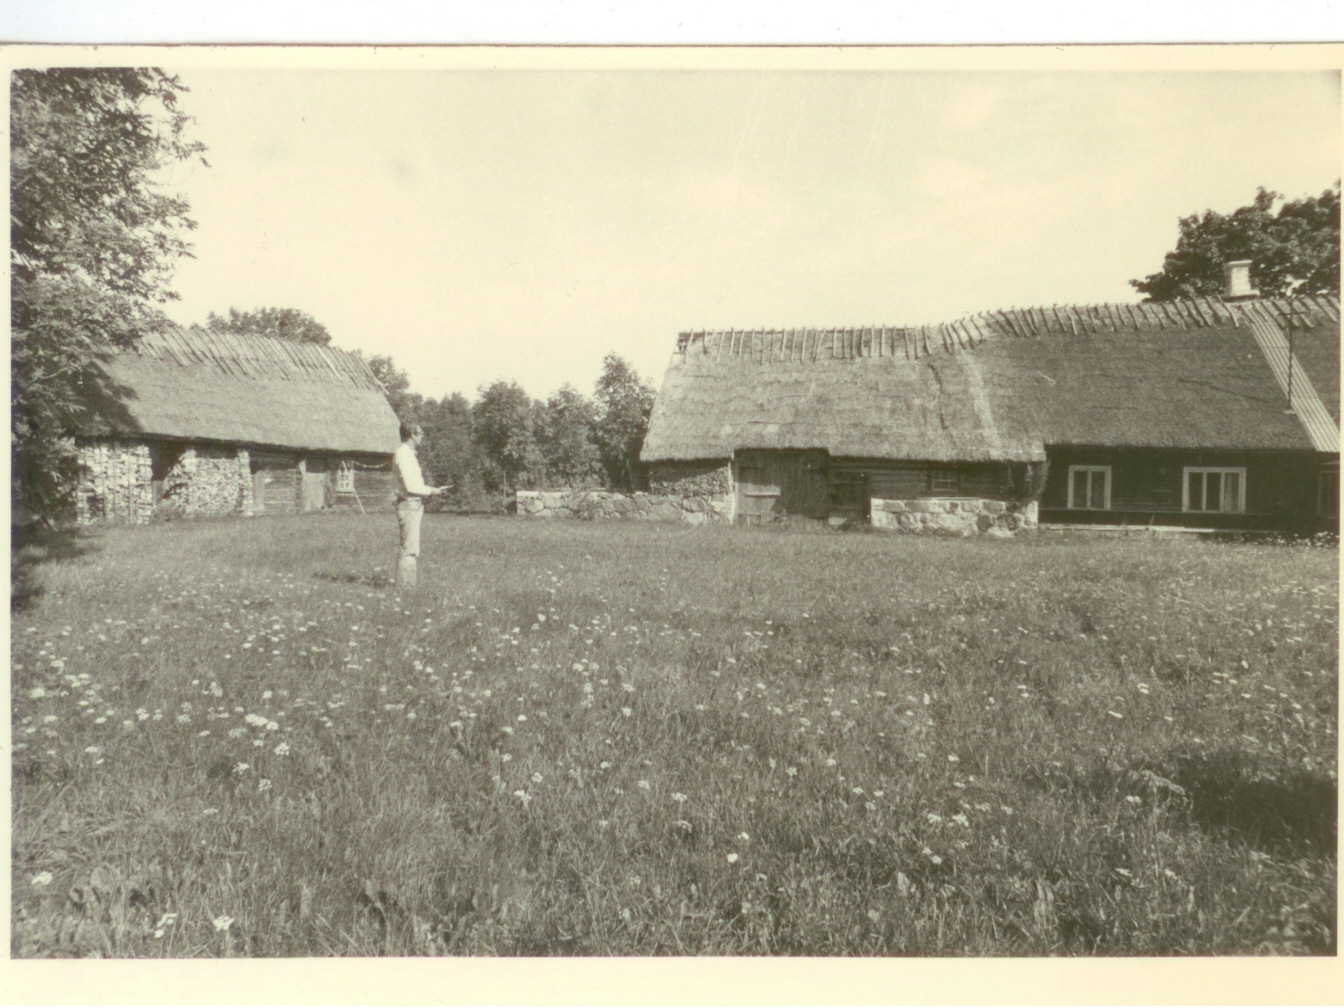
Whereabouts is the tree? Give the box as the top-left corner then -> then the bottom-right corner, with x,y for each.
593,354 -> 655,492
1131,184 -> 1340,302
535,384 -> 603,489
12,68 -> 206,520
206,306 -> 331,345
473,380 -> 544,492
364,354 -> 421,420
414,393 -> 482,509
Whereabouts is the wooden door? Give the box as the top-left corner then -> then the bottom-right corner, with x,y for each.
303,456 -> 329,512
735,450 -> 829,524
251,452 -> 300,513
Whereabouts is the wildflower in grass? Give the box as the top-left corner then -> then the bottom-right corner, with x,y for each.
531,772 -> 544,784
83,746 -> 101,756
947,754 -> 960,763
512,789 -> 532,806
1107,711 -> 1124,719
726,853 -> 740,864
517,714 -> 527,722
212,916 -> 234,932
274,742 -> 290,756
786,766 -> 797,777
1125,794 -> 1142,805
951,813 -> 970,827
258,779 -> 272,792
926,813 -> 942,824
637,780 -> 651,790
621,707 -> 633,717
233,762 -> 250,775
671,792 -> 687,803
737,832 -> 750,841
31,871 -> 53,887
500,754 -> 512,762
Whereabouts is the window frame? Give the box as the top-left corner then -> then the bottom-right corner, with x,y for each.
928,468 -> 960,495
335,464 -> 355,495
1182,466 -> 1246,514
1066,465 -> 1112,510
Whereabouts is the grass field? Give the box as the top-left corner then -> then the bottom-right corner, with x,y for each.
11,512 -> 1338,957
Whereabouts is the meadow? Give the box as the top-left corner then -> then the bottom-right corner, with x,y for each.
11,512 -> 1337,957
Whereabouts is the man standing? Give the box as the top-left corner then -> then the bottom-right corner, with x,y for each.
392,422 -> 448,589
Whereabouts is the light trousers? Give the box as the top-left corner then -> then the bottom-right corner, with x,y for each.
395,497 -> 424,589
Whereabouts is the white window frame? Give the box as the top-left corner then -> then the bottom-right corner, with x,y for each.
929,469 -> 960,494
1067,465 -> 1112,510
1182,467 -> 1246,514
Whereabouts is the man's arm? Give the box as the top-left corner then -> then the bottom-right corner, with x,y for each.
394,444 -> 441,497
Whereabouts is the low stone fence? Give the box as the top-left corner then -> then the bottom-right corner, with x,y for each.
516,489 -> 732,525
870,498 -> 1038,537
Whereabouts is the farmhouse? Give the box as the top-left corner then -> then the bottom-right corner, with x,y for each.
641,270 -> 1339,536
73,326 -> 400,523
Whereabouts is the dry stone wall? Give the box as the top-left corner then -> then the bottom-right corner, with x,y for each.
517,489 -> 733,525
870,497 -> 1038,537
75,440 -> 154,523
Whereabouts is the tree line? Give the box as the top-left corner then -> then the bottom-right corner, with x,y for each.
205,307 -> 656,503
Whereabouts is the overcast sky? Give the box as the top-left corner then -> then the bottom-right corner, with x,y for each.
157,64 -> 1339,401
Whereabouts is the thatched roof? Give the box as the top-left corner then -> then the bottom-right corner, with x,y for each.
81,326 -> 400,454
642,294 -> 1340,464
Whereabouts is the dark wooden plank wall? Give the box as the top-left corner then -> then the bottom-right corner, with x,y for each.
251,452 -> 301,514
830,458 -> 1019,499
1041,447 -> 1323,522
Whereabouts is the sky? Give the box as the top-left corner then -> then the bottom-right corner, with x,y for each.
156,63 -> 1340,402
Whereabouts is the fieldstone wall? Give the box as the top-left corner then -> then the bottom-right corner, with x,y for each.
647,460 -> 733,497
870,498 -> 1038,537
75,440 -> 153,523
162,446 -> 253,516
517,489 -> 733,525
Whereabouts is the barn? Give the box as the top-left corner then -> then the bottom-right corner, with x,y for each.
641,272 -> 1339,537
72,326 -> 400,523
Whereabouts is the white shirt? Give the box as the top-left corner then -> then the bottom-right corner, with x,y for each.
393,442 -> 434,500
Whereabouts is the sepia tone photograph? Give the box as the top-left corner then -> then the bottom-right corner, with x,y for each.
8,42 -> 1339,976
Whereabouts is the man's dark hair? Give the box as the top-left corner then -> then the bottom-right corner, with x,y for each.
399,421 -> 423,442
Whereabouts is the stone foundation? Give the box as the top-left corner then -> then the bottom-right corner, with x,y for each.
517,489 -> 733,525
870,497 -> 1038,537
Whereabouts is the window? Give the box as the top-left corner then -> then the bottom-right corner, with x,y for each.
336,465 -> 355,494
1183,467 -> 1245,513
1067,466 -> 1111,510
929,469 -> 960,494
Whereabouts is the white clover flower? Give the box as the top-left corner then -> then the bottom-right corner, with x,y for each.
637,780 -> 651,790
671,793 -> 687,803
726,853 -> 740,864
621,707 -> 633,717
31,871 -> 53,887
531,772 -> 544,784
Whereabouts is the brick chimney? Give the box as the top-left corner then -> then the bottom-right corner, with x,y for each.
1222,260 -> 1259,301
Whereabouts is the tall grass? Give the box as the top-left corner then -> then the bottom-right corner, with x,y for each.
11,513 -> 1337,956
